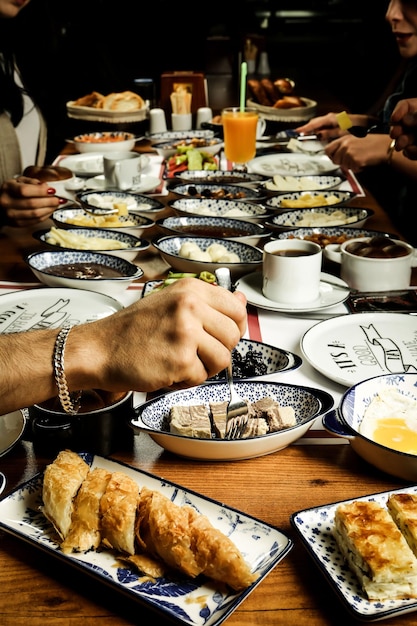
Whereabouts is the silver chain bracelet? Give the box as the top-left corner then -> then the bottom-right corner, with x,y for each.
53,324 -> 82,415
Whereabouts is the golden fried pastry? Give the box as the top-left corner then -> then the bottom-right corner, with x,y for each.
122,553 -> 166,579
334,500 -> 417,600
136,486 -> 202,577
61,467 -> 112,554
41,450 -> 90,540
100,471 -> 139,555
387,493 -> 417,558
72,91 -> 105,108
190,513 -> 258,591
99,91 -> 145,112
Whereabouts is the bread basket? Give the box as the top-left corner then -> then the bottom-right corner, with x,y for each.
247,97 -> 317,122
66,101 -> 148,123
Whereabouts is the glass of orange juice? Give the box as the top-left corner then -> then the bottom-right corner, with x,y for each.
222,107 -> 258,171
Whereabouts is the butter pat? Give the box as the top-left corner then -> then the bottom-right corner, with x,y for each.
336,111 -> 352,131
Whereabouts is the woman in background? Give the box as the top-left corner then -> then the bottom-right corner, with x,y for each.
296,0 -> 417,245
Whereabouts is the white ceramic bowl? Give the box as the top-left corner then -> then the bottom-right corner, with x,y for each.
153,137 -> 223,160
33,227 -> 150,262
131,380 -> 333,461
169,198 -> 275,224
72,131 -> 136,153
264,206 -> 374,231
26,250 -> 143,297
323,373 -> 417,481
52,207 -> 155,238
269,226 -> 397,248
265,189 -> 357,210
147,129 -> 214,145
155,215 -> 271,247
153,235 -> 263,279
324,236 -> 417,291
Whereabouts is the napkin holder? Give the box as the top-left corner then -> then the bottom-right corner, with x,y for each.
160,72 -> 207,115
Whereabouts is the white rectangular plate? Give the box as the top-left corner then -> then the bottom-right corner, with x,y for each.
291,485 -> 417,621
0,453 -> 292,626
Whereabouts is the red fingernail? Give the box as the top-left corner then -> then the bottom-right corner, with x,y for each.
58,197 -> 67,204
47,187 -> 56,195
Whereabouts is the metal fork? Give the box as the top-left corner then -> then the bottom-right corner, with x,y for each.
215,268 -> 249,439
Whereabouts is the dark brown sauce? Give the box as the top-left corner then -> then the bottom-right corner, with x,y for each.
43,262 -> 123,279
174,224 -> 253,237
345,236 -> 409,259
271,249 -> 313,257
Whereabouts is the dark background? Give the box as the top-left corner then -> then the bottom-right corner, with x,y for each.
12,0 -> 400,159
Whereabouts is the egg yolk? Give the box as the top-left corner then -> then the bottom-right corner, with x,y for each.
371,417 -> 417,455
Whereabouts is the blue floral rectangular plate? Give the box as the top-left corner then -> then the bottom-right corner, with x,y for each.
0,453 -> 292,626
291,485 -> 417,621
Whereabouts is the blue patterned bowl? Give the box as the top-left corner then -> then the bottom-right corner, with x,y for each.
33,227 -> 150,262
131,380 -> 334,461
155,215 -> 271,247
52,205 -> 155,238
169,197 -> 274,223
323,373 -> 417,480
265,206 -> 374,231
153,235 -> 263,279
265,189 -> 357,210
170,182 -> 264,201
26,250 -> 143,297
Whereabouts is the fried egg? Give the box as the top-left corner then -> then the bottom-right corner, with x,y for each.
359,388 -> 417,455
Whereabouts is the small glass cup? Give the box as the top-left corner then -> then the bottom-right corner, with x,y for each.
222,106 -> 259,172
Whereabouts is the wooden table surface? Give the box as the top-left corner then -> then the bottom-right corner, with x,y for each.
0,145 -> 416,626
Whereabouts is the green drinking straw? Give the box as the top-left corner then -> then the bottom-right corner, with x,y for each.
240,62 -> 247,111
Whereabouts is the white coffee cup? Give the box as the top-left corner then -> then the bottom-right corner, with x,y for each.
324,236 -> 417,291
171,113 -> 192,131
103,151 -> 142,191
263,239 -> 322,303
149,108 -> 167,134
196,107 -> 213,129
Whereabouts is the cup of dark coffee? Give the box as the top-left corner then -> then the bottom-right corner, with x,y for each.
262,239 -> 322,303
28,390 -> 134,456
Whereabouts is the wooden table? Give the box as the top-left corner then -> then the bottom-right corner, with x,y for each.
0,159 -> 415,626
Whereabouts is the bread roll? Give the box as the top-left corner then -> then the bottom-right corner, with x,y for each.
98,91 -> 145,112
72,91 -> 105,108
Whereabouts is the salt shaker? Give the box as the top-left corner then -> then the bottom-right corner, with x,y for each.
149,108 -> 167,134
196,107 -> 213,129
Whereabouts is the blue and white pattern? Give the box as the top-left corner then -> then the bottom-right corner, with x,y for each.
157,215 -> 267,238
265,189 -> 356,209
261,174 -> 343,193
170,198 -> 273,221
171,183 -> 264,201
35,228 -> 148,252
0,454 -> 293,626
291,484 -> 417,620
176,170 -> 267,184
154,236 -> 262,263
27,250 -> 142,279
268,206 -> 373,230
76,191 -> 165,214
272,226 -> 396,244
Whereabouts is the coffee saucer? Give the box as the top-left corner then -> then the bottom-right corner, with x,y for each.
235,272 -> 350,313
85,175 -> 161,194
